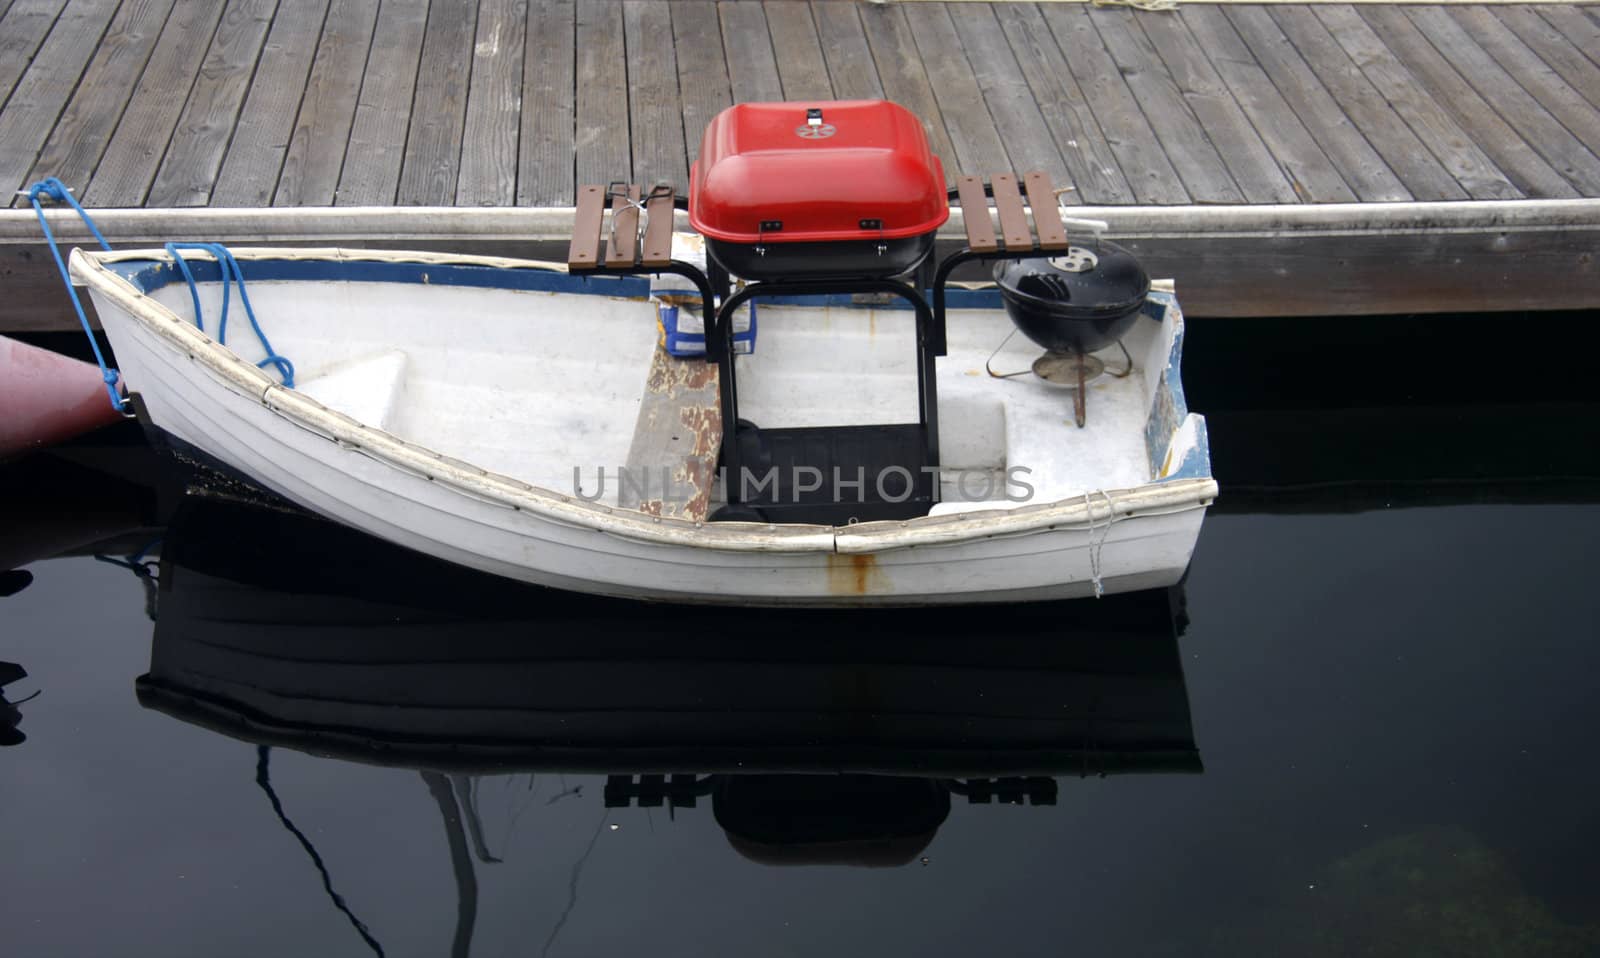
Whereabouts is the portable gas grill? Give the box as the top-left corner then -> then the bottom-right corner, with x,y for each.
568,99 -> 1137,525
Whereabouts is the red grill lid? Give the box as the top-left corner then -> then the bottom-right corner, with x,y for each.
688,100 -> 949,244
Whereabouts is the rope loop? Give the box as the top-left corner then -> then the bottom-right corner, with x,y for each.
1082,489 -> 1118,599
24,178 -> 125,413
1092,0 -> 1178,11
164,242 -> 295,388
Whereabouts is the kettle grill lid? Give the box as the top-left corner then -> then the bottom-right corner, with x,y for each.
993,242 -> 1150,316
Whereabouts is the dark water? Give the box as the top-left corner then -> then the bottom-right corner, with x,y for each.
5,313 -> 1600,956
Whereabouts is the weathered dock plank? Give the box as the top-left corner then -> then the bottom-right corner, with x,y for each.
457,0 -> 526,206
7,0 -> 1600,218
812,1 -> 882,102
335,0 -> 426,206
146,0 -> 277,208
1535,5 -> 1600,76
1402,5 -> 1600,195
1313,4 -> 1518,201
395,0 -> 478,206
1496,7 -> 1600,113
17,0 -> 174,205
1179,7 -> 1355,203
208,0 -> 329,207
1089,6 -> 1245,203
765,0 -> 831,102
1043,4 -> 1188,205
575,0 -> 629,188
672,1 -> 730,173
858,1 -> 957,182
518,0 -> 575,206
1359,5 -> 1578,199
720,0 -> 781,105
0,0 -> 68,118
948,3 -> 1075,194
1136,9 -> 1298,205
83,0 -> 225,206
1225,5 -> 1409,203
273,0 -> 377,206
625,0 -> 687,191
992,2 -> 1132,205
1450,6 -> 1600,164
906,4 -> 1011,183
1269,6 -> 1466,201
0,0 -> 119,199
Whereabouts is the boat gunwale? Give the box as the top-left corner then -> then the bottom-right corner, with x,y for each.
71,246 -> 1215,555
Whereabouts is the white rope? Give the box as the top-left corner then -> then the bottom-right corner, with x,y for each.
1092,0 -> 1179,11
1083,489 -> 1118,598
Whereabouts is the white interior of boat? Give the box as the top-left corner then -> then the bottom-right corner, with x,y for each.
137,259 -> 1184,518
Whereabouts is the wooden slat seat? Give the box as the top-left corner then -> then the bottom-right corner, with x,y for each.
568,184 -> 604,268
641,187 -> 674,267
604,184 -> 641,267
992,173 -> 1032,250
954,170 -> 1074,254
955,175 -> 997,252
568,182 -> 676,271
1024,172 -> 1069,250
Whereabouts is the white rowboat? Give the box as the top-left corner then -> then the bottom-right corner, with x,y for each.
71,245 -> 1214,605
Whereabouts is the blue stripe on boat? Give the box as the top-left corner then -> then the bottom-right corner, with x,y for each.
108,257 -> 652,298
105,255 -> 1008,309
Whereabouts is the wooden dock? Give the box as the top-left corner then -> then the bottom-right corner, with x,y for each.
2,0 -> 1599,329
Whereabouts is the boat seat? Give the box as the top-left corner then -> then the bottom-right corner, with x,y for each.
953,171 -> 1071,253
296,349 -> 408,432
569,183 -> 675,271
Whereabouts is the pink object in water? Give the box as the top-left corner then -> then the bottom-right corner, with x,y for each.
0,335 -> 125,458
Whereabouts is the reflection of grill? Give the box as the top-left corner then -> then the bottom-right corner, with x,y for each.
993,241 -> 1149,427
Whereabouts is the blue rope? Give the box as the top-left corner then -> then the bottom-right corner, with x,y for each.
92,536 -> 162,578
24,178 -> 125,412
164,242 -> 295,387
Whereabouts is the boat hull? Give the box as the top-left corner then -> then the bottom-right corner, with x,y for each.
0,335 -> 125,459
75,248 -> 1214,606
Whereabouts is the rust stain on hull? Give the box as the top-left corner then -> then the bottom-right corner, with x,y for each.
826,553 -> 888,595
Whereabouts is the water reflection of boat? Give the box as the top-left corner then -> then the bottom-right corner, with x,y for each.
0,660 -> 31,746
130,493 -> 1201,949
138,494 -> 1201,778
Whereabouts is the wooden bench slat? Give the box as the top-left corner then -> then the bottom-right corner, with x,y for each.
955,174 -> 997,253
992,173 -> 1032,251
605,184 -> 642,268
640,187 -> 674,268
1024,171 -> 1069,251
569,184 -> 605,268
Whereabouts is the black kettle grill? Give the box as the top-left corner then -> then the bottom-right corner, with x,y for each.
991,237 -> 1151,428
